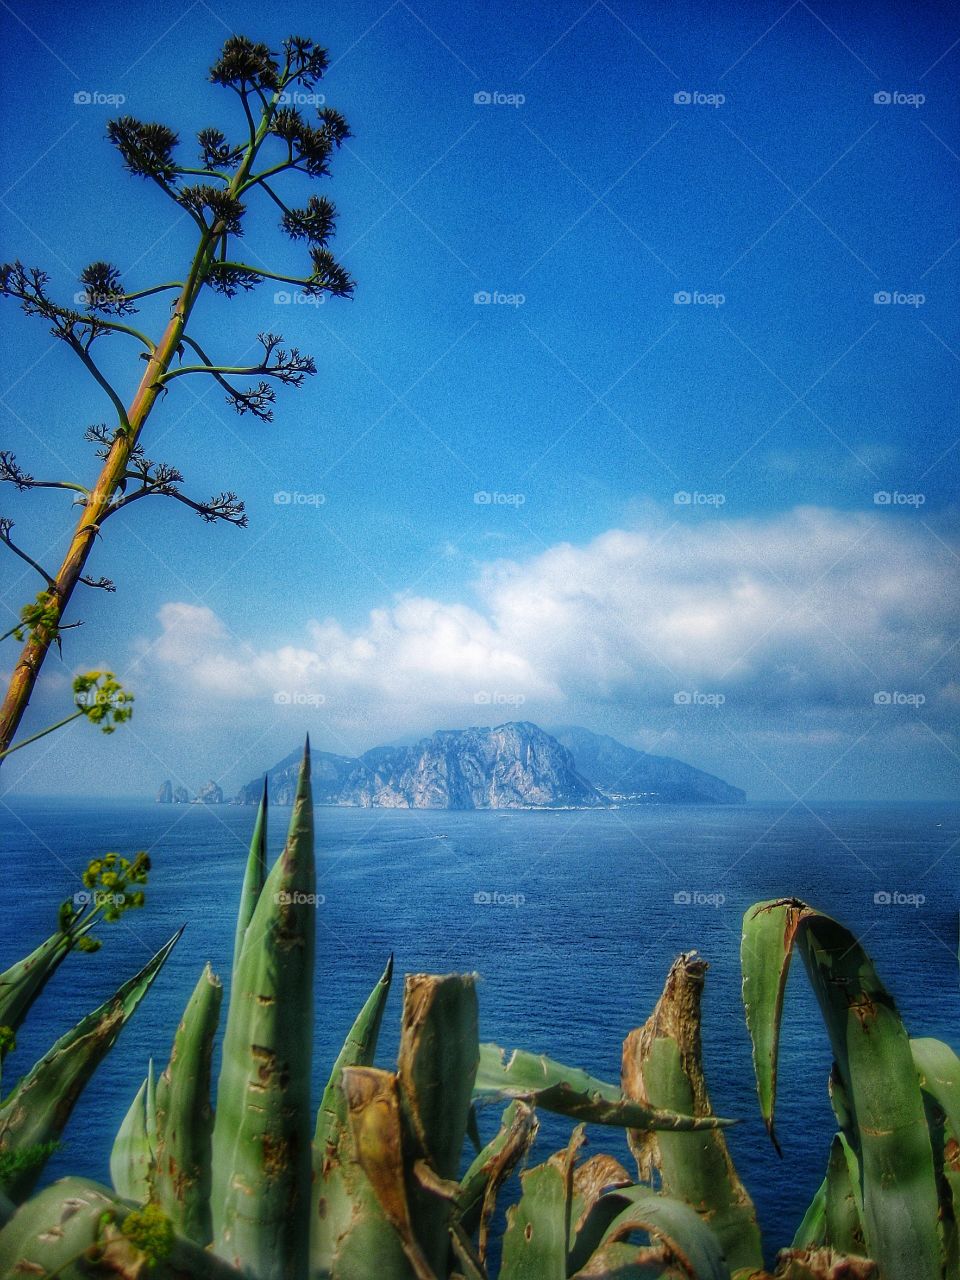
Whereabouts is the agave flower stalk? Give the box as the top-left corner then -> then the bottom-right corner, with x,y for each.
0,33 -> 354,759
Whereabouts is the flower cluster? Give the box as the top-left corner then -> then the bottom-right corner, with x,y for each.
72,670 -> 135,733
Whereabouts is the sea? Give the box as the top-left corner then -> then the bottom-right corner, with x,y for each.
0,797 -> 957,1263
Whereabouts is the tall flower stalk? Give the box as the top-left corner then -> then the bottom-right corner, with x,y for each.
0,34 -> 354,759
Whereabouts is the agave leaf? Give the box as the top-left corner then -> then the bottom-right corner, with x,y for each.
109,1060 -> 156,1203
912,1038 -> 960,1135
232,776 -> 268,979
741,898 -> 943,1280
912,1038 -> 960,1280
0,913 -> 98,1058
793,1177 -> 828,1251
500,1127 -> 583,1280
565,1152 -> 634,1274
398,973 -> 479,1181
476,1043 -> 731,1131
154,961 -> 222,1245
397,973 -> 479,1275
621,952 -> 763,1273
315,954 -> 394,1159
211,742 -> 315,1279
342,1065 -> 436,1280
0,1176 -> 241,1278
824,1133 -> 864,1255
593,1184 -> 731,1280
793,1131 -> 865,1258
0,928 -> 181,1202
456,1099 -> 538,1257
310,955 -> 395,1277
740,897 -> 806,1152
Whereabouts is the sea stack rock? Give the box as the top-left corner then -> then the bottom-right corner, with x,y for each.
156,779 -> 173,804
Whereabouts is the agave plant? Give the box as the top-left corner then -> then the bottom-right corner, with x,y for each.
0,748 -> 956,1280
0,851 -> 179,1208
740,899 -> 960,1279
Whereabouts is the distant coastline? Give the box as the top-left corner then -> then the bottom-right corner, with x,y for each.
158,721 -> 746,810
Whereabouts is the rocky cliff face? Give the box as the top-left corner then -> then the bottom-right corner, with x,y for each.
156,779 -> 173,804
236,722 -> 745,808
237,722 -> 600,809
551,725 -> 745,804
356,722 -> 598,808
196,780 -> 224,804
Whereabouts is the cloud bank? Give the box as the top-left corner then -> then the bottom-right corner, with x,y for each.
142,507 -> 959,757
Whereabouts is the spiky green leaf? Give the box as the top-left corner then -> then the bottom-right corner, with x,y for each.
621,952 -> 762,1273
109,1061 -> 156,1203
310,955 -> 394,1276
211,744 -> 315,1279
154,962 -> 222,1245
0,929 -> 180,1202
476,1042 -> 731,1131
741,898 -> 943,1280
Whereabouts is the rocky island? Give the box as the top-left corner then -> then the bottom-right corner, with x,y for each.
231,722 -> 744,809
156,779 -> 222,804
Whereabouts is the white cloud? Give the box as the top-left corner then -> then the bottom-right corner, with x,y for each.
143,508 -> 959,732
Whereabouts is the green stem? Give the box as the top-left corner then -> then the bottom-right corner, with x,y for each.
216,260 -> 320,289
159,362 -> 272,382
69,344 -> 130,429
0,709 -> 83,760
117,282 -> 184,303
22,481 -> 90,495
237,159 -> 297,195
173,166 -> 233,181
98,320 -> 156,351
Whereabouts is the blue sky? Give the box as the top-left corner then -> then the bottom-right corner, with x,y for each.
0,0 -> 958,799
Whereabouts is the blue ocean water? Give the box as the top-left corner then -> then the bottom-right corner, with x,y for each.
0,798 -> 957,1261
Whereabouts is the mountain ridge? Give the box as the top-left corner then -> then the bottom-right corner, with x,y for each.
229,722 -> 745,808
